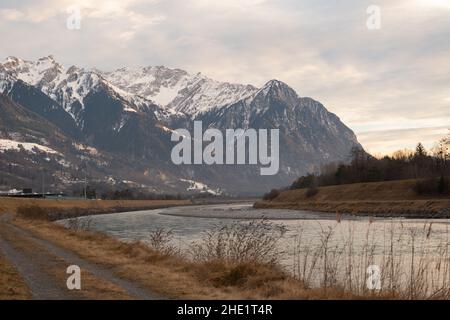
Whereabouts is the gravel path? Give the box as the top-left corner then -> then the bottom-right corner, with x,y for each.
0,222 -> 164,300
0,231 -> 79,299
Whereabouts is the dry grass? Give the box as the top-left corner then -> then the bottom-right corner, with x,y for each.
291,222 -> 450,299
0,251 -> 31,300
0,198 -> 191,220
255,179 -> 450,215
281,179 -> 448,201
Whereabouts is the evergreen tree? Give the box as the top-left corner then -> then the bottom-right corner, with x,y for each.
415,142 -> 427,157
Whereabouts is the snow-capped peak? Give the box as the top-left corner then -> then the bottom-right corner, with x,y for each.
0,56 -> 147,122
101,66 -> 258,116
1,55 -> 63,86
260,79 -> 298,95
169,73 -> 258,116
251,79 -> 300,107
3,56 -> 24,65
100,65 -> 189,106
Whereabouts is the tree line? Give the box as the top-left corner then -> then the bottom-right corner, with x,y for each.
288,130 -> 450,196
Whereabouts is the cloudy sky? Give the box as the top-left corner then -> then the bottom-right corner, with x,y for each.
0,0 -> 449,155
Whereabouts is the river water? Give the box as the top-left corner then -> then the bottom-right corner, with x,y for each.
63,204 -> 450,277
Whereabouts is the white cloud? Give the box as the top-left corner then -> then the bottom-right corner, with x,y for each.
0,9 -> 25,21
0,0 -> 165,35
415,0 -> 450,10
191,0 -> 267,9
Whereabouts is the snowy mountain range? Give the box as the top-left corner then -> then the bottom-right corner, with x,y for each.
0,56 -> 362,195
0,55 -> 257,120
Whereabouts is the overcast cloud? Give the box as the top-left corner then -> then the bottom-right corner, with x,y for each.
0,0 -> 449,154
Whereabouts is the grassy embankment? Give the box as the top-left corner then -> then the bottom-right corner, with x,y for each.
254,179 -> 450,216
0,197 -> 191,220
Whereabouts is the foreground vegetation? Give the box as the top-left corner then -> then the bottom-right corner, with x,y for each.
291,220 -> 450,299
2,205 -> 450,300
9,216 -> 308,299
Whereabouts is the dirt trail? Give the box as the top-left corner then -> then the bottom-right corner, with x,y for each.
0,222 -> 164,300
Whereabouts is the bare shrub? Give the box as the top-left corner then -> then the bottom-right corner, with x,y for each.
190,219 -> 286,265
66,216 -> 93,231
147,228 -> 179,256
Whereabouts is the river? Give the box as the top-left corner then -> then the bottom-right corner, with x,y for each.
61,203 -> 450,280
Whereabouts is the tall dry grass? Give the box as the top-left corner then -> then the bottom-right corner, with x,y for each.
66,216 -> 94,231
147,218 -> 450,299
292,220 -> 450,299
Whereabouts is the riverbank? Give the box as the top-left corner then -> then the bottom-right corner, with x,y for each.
0,198 -> 192,220
254,180 -> 450,217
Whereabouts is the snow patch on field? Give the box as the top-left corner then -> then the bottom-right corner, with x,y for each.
73,142 -> 99,155
0,139 -> 61,155
180,178 -> 221,195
